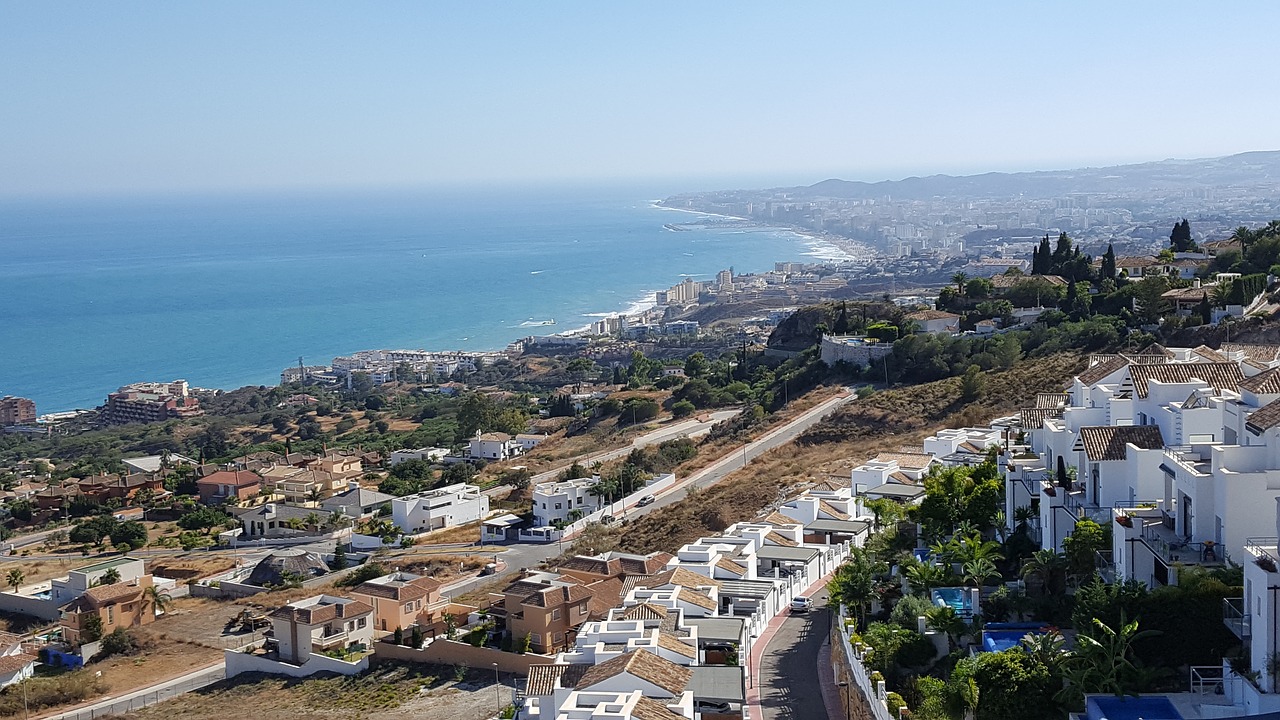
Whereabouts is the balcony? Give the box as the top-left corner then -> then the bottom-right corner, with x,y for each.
1246,537 -> 1280,573
1063,489 -> 1110,525
1224,597 -> 1250,640
313,629 -> 349,649
1138,517 -> 1223,568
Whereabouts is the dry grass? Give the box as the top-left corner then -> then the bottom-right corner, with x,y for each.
0,557 -> 95,585
148,557 -> 238,581
611,354 -> 1085,555
108,661 -> 504,720
411,521 -> 481,545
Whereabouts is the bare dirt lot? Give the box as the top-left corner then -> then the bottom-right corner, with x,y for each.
105,662 -> 512,720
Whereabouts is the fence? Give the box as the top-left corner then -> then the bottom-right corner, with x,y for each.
46,666 -> 226,720
831,604 -> 895,720
374,637 -> 552,675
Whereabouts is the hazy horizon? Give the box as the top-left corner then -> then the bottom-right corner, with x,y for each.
4,2 -> 1280,198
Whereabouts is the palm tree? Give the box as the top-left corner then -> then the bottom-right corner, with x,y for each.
1013,505 -> 1036,532
953,533 -> 1004,566
143,585 -> 173,617
906,561 -> 953,595
1021,629 -> 1067,668
963,558 -> 1000,589
5,568 -> 23,593
952,272 -> 969,296
1021,549 -> 1069,596
926,605 -> 967,652
100,568 -> 122,586
303,512 -> 323,531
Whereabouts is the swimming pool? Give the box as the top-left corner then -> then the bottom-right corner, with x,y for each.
1085,696 -> 1183,720
931,587 -> 969,612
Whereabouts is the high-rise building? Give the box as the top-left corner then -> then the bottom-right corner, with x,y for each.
0,396 -> 36,426
102,380 -> 202,425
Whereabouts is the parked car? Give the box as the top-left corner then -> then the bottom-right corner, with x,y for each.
637,495 -> 656,507
696,700 -> 732,713
790,596 -> 813,613
600,515 -> 615,524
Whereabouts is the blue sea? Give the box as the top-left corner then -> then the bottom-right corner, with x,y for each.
0,184 -> 837,413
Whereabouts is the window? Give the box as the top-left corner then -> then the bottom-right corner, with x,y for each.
404,603 -> 414,613
358,617 -> 366,628
551,608 -> 562,620
106,606 -> 114,624
576,496 -> 583,505
530,633 -> 542,645
555,503 -> 562,510
553,632 -> 564,645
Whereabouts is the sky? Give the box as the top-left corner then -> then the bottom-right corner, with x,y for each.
3,2 -> 1279,197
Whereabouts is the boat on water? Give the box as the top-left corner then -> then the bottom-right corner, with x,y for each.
520,319 -> 556,327
663,223 -> 692,232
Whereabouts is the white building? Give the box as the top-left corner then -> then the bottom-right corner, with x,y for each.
904,309 -> 960,334
534,477 -> 604,526
388,447 -> 449,466
818,335 -> 894,367
468,432 -> 523,461
392,483 -> 489,534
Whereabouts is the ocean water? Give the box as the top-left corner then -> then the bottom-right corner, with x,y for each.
0,185 -> 831,413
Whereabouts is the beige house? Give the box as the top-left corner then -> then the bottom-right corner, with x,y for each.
268,594 -> 374,665
349,571 -> 449,636
61,575 -> 157,647
494,572 -> 594,654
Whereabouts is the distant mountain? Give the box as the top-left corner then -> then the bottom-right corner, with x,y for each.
789,151 -> 1280,201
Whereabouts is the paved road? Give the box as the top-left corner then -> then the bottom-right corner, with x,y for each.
448,392 -> 853,598
758,586 -> 832,720
525,410 -> 740,485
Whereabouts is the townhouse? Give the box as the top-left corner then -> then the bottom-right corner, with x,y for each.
391,483 -> 489,534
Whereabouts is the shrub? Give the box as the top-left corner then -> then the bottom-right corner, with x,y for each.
336,562 -> 386,588
671,400 -> 696,419
96,627 -> 139,660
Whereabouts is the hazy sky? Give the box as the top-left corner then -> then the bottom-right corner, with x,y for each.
3,2 -> 1279,196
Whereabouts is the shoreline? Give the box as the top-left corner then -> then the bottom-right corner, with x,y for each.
651,201 -> 876,264
22,206 -> 830,414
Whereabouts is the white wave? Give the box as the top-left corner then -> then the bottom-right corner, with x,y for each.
530,270 -> 544,275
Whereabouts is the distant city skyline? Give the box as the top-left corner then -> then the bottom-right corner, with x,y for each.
3,2 -> 1279,197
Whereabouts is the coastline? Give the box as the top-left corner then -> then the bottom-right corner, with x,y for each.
651,201 -> 876,264
12,196 -> 828,414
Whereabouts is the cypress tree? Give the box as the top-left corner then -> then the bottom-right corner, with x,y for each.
1057,455 -> 1070,490
1199,293 -> 1212,325
1035,235 -> 1053,274
1101,244 -> 1117,281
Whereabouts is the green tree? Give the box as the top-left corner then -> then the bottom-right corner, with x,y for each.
99,568 -> 122,586
1101,243 -> 1117,281
143,585 -> 173,616
1021,549 -> 1069,596
951,272 -> 969,296
828,548 -> 878,627
109,521 -> 149,550
1062,519 -> 1109,582
1065,613 -> 1160,701
5,568 -> 23,593
963,558 -> 1000,588
82,614 -> 104,643
960,364 -> 985,400
671,400 -> 696,419
332,541 -> 348,570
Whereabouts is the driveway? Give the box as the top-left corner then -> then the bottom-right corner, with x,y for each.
758,586 -> 833,720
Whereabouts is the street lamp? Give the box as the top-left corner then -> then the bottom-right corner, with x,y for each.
492,662 -> 501,712
837,681 -> 852,720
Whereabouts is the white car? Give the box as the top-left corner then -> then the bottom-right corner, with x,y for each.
790,596 -> 812,613
637,495 -> 656,506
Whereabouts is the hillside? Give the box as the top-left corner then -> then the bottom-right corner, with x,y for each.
766,301 -> 902,351
605,353 -> 1085,555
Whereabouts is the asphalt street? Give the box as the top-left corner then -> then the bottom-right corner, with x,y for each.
758,586 -> 832,720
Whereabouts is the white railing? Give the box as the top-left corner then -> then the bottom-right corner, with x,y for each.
836,604 -> 896,720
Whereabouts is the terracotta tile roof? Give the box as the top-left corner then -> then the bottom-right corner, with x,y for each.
759,511 -> 800,527
1076,355 -> 1130,386
817,500 -> 850,521
1115,256 -> 1157,268
1162,286 -> 1214,302
1240,367 -> 1280,395
476,432 -> 512,441
640,568 -> 722,592
587,577 -> 625,620
989,273 -> 1066,289
557,556 -> 621,577
1247,397 -> 1280,433
631,697 -> 685,720
904,309 -> 959,321
525,663 -> 592,696
888,471 -> 916,484
617,553 -> 673,576
521,582 -> 594,609
870,452 -> 935,469
1192,345 -> 1230,363
1020,407 -> 1064,430
675,588 -> 718,612
1133,343 -> 1175,359
196,470 -> 262,489
1128,362 -> 1243,398
1077,425 -> 1165,462
351,574 -> 440,602
1035,393 -> 1069,408
1218,340 -> 1280,363
0,653 -> 35,675
764,531 -> 799,548
576,649 -> 692,696
66,580 -> 146,612
715,558 -> 747,577
811,478 -> 847,492
270,598 -> 373,625
619,603 -> 669,621
656,631 -> 697,659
